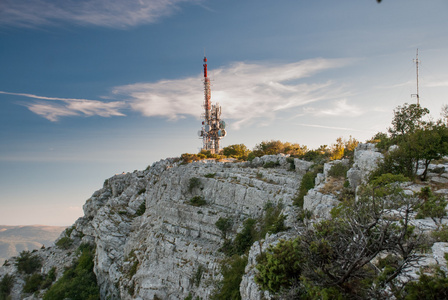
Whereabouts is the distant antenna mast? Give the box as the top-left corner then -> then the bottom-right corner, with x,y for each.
412,49 -> 420,105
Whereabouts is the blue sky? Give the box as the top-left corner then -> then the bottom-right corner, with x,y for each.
1,0 -> 448,225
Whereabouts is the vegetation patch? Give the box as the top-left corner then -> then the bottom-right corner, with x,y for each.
210,255 -> 248,300
15,251 -> 42,275
204,173 -> 216,178
56,236 -> 73,250
188,177 -> 202,192
135,200 -> 146,216
0,274 -> 14,300
294,170 -> 318,207
263,161 -> 280,168
43,243 -> 99,300
189,196 -> 207,207
327,162 -> 349,178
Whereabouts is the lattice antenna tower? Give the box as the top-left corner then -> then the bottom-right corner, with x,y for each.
198,56 -> 226,154
412,49 -> 420,105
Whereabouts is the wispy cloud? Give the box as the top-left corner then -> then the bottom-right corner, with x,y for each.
0,0 -> 200,28
295,123 -> 375,133
303,99 -> 363,117
4,58 -> 353,124
0,91 -> 126,121
114,58 -> 353,129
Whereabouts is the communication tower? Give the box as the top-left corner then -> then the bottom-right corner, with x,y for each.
198,56 -> 226,153
412,49 -> 420,105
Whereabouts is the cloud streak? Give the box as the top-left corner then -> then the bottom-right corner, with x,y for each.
4,58 -> 353,124
1,91 -> 126,121
0,0 -> 200,28
114,58 -> 353,129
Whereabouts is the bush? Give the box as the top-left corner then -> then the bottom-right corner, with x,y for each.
15,251 -> 42,274
255,239 -> 303,293
56,237 -> 73,250
204,173 -> 216,178
215,217 -> 233,239
189,196 -> 206,207
210,255 -> 248,300
294,171 -> 317,207
327,162 -> 349,178
43,244 -> 99,300
416,187 -> 447,225
137,188 -> 146,195
404,268 -> 448,299
23,273 -> 43,293
135,200 -> 146,216
0,274 -> 14,299
431,225 -> 448,242
188,177 -> 201,192
263,161 -> 280,168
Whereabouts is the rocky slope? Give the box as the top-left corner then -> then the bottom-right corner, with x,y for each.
2,144 -> 448,299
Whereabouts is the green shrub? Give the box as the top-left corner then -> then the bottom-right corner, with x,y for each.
328,162 -> 349,178
416,187 -> 447,224
42,267 -> 57,289
15,251 -> 42,274
259,201 -> 288,237
404,268 -> 448,299
204,173 -> 216,178
43,244 -> 99,300
286,157 -> 295,170
263,161 -> 280,168
215,217 -> 233,239
137,188 -> 146,195
192,264 -> 204,287
210,255 -> 248,300
23,273 -> 43,293
431,225 -> 448,242
189,196 -> 206,207
255,238 -> 302,293
135,200 -> 146,216
294,171 -> 317,207
188,177 -> 201,192
56,237 -> 73,250
0,274 -> 14,299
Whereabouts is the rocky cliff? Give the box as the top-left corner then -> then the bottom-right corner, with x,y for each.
2,145 -> 448,299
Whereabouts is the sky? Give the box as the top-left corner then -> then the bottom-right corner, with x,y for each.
1,0 -> 448,226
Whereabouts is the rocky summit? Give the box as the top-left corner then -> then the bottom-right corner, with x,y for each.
2,144 -> 448,299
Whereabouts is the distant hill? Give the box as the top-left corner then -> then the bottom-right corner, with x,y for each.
0,225 -> 66,265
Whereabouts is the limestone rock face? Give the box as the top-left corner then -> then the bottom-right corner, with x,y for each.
347,143 -> 384,189
3,149 -> 448,300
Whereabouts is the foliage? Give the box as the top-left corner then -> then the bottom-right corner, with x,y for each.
404,268 -> 448,299
135,200 -> 146,216
415,187 -> 447,225
259,201 -> 288,237
232,219 -> 257,256
137,188 -> 146,195
189,196 -> 207,207
294,171 -> 317,207
252,140 -> 307,157
43,243 -> 99,300
223,144 -> 251,160
56,236 -> 73,250
15,251 -> 42,275
181,153 -> 201,164
327,162 -> 349,178
431,224 -> 448,242
263,161 -> 280,168
255,239 -> 303,293
215,217 -> 233,239
192,264 -> 204,287
204,173 -> 216,178
210,255 -> 248,300
255,177 -> 427,298
23,273 -> 44,293
0,274 -> 14,300
188,177 -> 202,192
388,103 -> 429,139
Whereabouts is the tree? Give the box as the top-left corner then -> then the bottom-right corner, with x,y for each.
15,251 -> 42,275
222,144 -> 250,160
388,103 -> 429,139
256,174 -> 427,298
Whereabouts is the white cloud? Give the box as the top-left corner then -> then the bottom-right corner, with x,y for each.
303,99 -> 363,117
4,58 -> 353,124
113,58 -> 353,129
0,91 -> 126,121
0,0 -> 200,28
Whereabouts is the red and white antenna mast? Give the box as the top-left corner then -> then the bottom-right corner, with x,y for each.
198,55 -> 226,154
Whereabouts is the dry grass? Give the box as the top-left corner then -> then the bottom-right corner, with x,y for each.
319,177 -> 345,195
